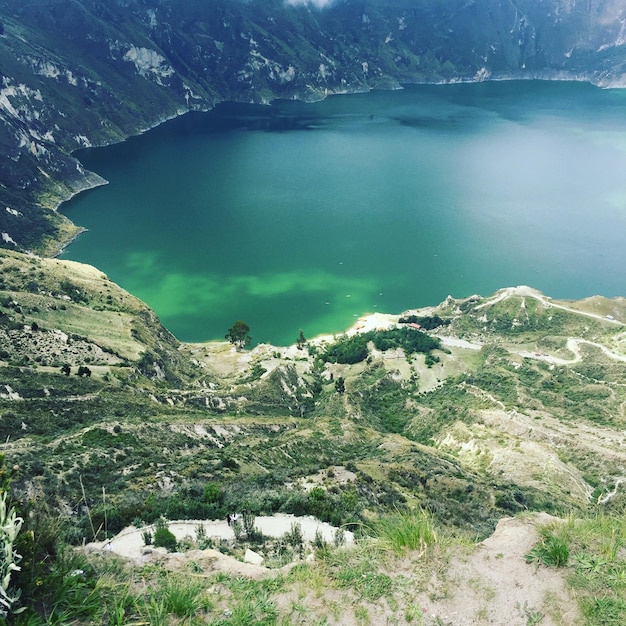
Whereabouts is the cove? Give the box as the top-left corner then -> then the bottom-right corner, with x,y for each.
61,81 -> 626,347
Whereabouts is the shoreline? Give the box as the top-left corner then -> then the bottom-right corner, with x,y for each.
47,72 -> 624,257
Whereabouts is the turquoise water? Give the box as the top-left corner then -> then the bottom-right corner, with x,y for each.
61,81 -> 626,346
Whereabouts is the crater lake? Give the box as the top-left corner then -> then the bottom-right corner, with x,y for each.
60,81 -> 626,346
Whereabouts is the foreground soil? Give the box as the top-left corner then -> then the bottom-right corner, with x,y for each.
85,512 -> 580,625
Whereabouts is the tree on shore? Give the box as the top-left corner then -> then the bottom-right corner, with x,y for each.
296,329 -> 306,350
225,320 -> 251,351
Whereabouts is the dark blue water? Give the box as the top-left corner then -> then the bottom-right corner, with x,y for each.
61,81 -> 626,346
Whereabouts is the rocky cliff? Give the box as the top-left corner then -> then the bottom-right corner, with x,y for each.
1,0 -> 626,253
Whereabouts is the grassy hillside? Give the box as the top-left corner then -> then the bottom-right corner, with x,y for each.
1,250 -> 625,623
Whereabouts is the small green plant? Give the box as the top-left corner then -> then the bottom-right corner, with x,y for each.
517,600 -> 545,625
245,511 -> 263,542
284,522 -> 304,557
525,529 -> 569,567
404,602 -> 426,623
313,528 -> 328,550
336,566 -> 393,601
195,523 -> 213,549
153,518 -> 177,552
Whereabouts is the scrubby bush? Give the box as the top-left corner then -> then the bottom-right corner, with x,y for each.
398,314 -> 450,330
153,518 -> 177,552
203,482 -> 223,505
322,328 -> 442,365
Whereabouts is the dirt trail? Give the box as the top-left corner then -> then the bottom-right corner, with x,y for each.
475,286 -> 624,326
519,337 -> 626,365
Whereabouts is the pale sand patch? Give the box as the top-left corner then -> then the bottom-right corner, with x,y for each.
90,513 -> 353,561
310,311 -> 399,346
439,336 -> 483,350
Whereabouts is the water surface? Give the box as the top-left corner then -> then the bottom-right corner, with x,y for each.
61,81 -> 626,345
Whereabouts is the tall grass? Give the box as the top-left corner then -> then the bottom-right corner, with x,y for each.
157,575 -> 210,618
526,513 -> 626,625
373,508 -> 437,555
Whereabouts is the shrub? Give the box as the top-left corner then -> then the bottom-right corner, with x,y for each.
232,512 -> 263,543
284,522 -> 304,554
153,519 -> 177,552
203,482 -> 224,505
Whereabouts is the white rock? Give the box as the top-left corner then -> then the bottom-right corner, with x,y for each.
244,548 -> 264,565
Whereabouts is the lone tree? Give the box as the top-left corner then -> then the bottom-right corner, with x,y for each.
225,320 -> 251,351
296,329 -> 307,350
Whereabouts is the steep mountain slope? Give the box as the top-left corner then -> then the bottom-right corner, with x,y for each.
2,249 -> 625,539
1,0 -> 626,252
2,248 -> 625,623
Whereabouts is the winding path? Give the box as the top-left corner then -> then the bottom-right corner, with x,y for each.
519,338 -> 626,366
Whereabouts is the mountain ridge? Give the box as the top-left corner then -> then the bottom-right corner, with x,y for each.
2,4 -> 626,621
2,0 -> 626,253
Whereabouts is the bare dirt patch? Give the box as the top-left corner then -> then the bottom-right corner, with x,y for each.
417,513 -> 580,626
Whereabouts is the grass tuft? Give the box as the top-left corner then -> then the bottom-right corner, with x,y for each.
155,575 -> 210,619
374,508 -> 437,555
525,530 -> 569,567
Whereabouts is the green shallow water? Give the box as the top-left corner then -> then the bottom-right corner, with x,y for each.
61,81 -> 626,346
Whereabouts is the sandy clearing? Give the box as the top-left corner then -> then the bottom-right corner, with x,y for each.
90,513 -> 353,561
439,336 -> 483,350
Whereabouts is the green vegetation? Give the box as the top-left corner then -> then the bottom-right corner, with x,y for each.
399,314 -> 451,330
322,327 -> 442,365
225,320 -> 252,351
1,250 -> 625,622
526,515 -> 626,625
153,518 -> 178,552
373,508 -> 437,555
525,527 -> 570,567
2,0 -> 626,619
